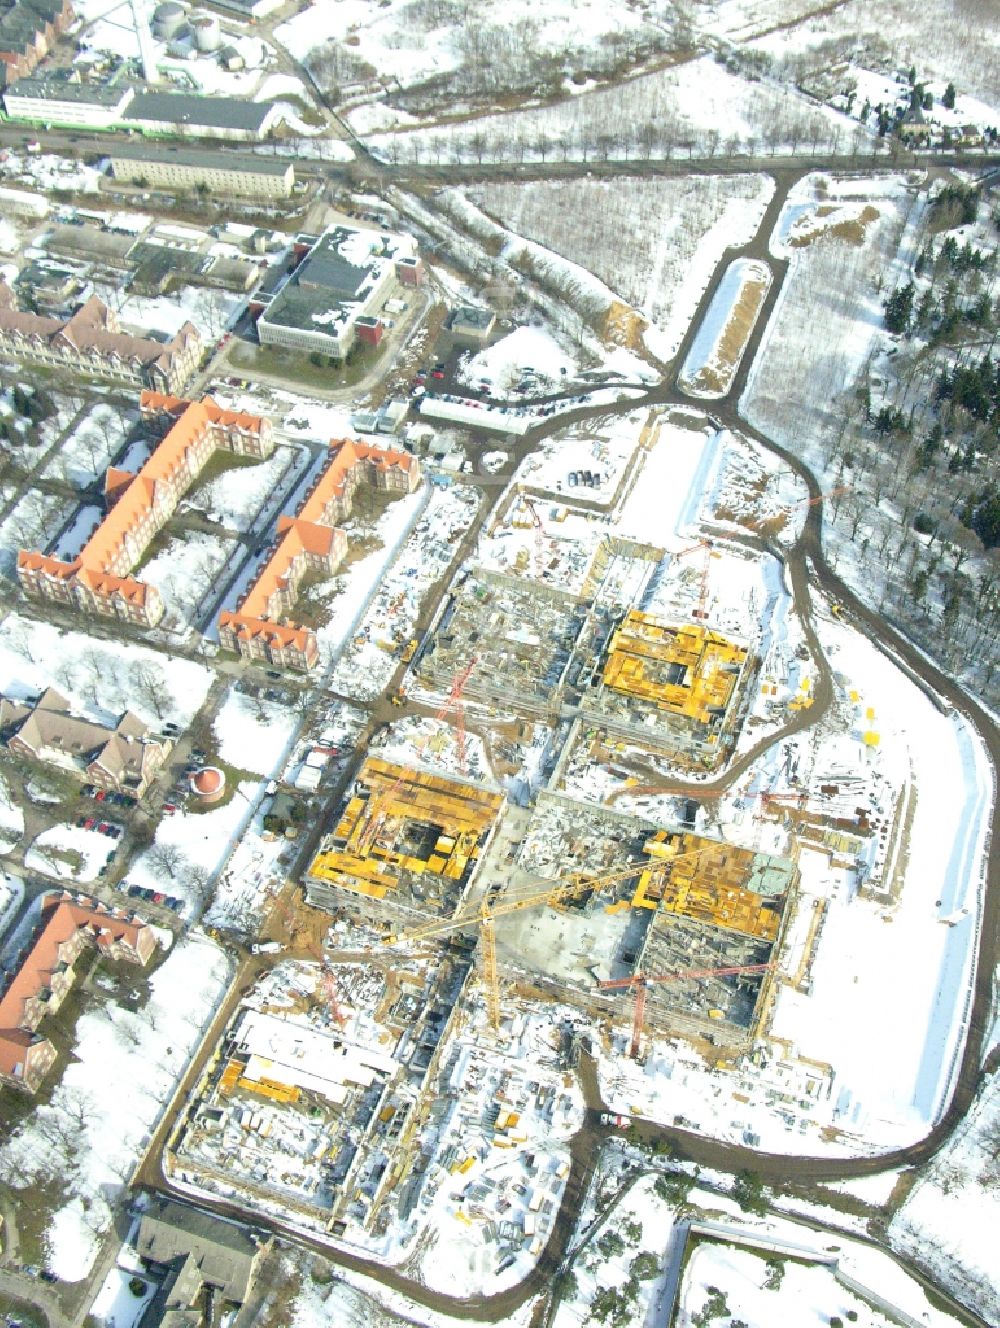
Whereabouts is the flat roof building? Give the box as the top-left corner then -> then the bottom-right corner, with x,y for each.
257,224 -> 417,360
3,75 -> 133,127
122,90 -> 286,141
108,143 -> 295,200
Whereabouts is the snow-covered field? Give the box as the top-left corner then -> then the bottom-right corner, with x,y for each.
744,0 -> 1000,116
364,56 -> 855,162
467,175 -> 774,361
890,1070 -> 1000,1324
744,173 -> 915,465
0,933 -> 231,1281
0,614 -> 213,731
212,688 -> 300,779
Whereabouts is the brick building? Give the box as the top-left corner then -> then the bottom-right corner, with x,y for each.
219,439 -> 420,670
0,283 -> 202,393
18,392 -> 273,628
0,0 -> 73,88
0,893 -> 156,1093
0,687 -> 171,796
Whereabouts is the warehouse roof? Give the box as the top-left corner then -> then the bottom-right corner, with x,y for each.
125,92 -> 274,132
108,142 -> 293,176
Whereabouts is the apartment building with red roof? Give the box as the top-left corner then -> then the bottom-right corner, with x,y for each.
18,392 -> 273,628
218,439 -> 420,671
0,892 -> 156,1093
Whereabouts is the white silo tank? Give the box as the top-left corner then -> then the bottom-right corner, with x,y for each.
190,12 -> 221,52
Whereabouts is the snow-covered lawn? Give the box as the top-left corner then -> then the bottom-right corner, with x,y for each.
0,615 -> 213,730
182,442 -> 306,532
467,175 -> 774,361
212,689 -> 300,779
0,933 -> 231,1281
0,490 -> 75,580
890,1070 -> 1000,1325
140,530 -> 237,632
89,1264 -> 157,1328
97,284 -> 243,342
0,775 -> 25,854
25,823 -> 116,883
41,403 -> 131,488
52,504 -> 103,560
0,869 -> 23,937
127,779 -> 262,914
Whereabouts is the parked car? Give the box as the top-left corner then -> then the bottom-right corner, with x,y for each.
152,892 -> 165,905
127,884 -> 143,898
163,803 -> 177,814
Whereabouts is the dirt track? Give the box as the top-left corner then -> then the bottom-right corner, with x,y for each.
128,163 -> 1000,1328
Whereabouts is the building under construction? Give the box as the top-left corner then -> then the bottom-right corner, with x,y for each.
304,757 -> 505,924
417,568 -> 588,719
493,796 -> 794,1049
583,611 -> 754,768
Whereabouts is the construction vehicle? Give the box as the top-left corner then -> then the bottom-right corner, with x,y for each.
401,638 -> 419,663
597,961 -> 775,1060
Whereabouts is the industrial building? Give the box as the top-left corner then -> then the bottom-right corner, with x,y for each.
108,144 -> 295,200
256,224 -> 421,360
305,757 -> 505,923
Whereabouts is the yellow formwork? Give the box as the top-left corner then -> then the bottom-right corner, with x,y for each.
308,757 -> 503,900
602,611 -> 747,722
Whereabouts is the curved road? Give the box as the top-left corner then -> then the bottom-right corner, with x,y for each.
120,161 -> 1000,1328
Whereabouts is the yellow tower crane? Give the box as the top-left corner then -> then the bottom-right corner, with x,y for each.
383,844 -> 720,1031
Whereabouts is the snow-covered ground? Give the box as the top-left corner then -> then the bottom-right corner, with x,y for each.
467,175 -> 774,362
141,531 -> 237,633
0,933 -> 231,1281
890,1070 -> 1000,1324
0,614 -> 213,731
0,869 -> 24,938
212,688 -> 300,779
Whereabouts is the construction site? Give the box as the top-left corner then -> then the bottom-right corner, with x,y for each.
304,756 -> 506,924
166,950 -> 473,1238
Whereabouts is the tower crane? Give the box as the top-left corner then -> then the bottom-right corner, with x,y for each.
597,961 -> 775,1059
358,656 -> 478,855
523,496 -> 546,579
672,538 -> 713,620
384,843 -> 722,1031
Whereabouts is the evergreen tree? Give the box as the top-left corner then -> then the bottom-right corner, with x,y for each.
943,82 -> 956,109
